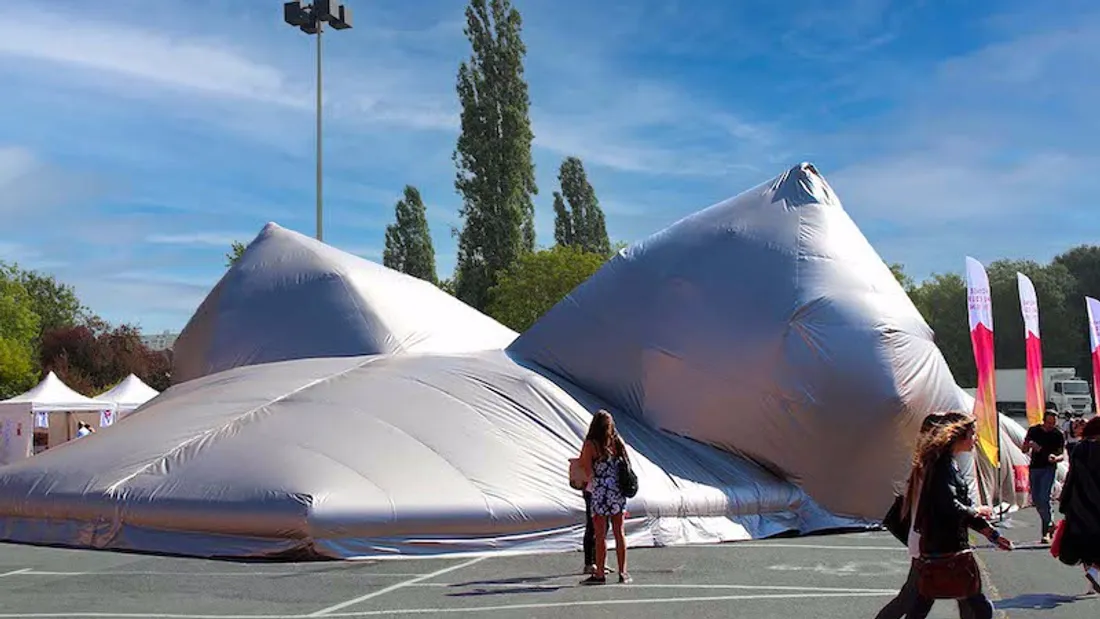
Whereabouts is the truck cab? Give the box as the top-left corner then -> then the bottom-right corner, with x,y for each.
1048,377 -> 1093,415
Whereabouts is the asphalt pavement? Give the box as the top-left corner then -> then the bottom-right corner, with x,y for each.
0,508 -> 1095,618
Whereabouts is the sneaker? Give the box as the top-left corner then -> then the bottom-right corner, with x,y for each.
580,575 -> 606,585
583,564 -> 596,575
1041,534 -> 1052,545
1086,566 -> 1100,594
618,572 -> 633,584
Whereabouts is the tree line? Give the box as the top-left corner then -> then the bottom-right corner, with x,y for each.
0,262 -> 171,399
891,246 -> 1100,387
382,0 -> 617,329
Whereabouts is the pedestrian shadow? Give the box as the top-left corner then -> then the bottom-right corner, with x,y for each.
995,593 -> 1092,610
448,574 -> 573,587
445,574 -> 572,597
447,585 -> 565,597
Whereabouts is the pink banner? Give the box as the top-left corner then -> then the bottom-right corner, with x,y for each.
1087,297 -> 1100,414
966,257 -> 999,468
1017,273 -> 1044,427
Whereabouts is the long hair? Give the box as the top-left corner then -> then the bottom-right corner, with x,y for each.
902,418 -> 976,515
585,409 -> 622,461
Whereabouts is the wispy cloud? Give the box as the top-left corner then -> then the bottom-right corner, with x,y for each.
3,0 -> 1098,333
0,145 -> 106,219
147,232 -> 252,247
822,7 -> 1100,277
0,12 -> 307,107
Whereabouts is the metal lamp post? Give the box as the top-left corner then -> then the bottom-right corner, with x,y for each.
283,1 -> 353,242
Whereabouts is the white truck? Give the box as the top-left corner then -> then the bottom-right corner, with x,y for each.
964,367 -> 1093,418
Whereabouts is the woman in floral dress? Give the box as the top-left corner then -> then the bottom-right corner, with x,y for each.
578,409 -> 632,584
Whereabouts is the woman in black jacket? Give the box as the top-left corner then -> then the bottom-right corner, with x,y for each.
900,417 -> 1014,618
1057,416 -> 1100,593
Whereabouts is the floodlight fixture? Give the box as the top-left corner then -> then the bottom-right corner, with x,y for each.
281,1 -> 354,242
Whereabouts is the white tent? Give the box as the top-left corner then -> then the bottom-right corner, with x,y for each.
0,351 -> 861,558
0,162 -> 1015,559
171,223 -> 518,384
0,372 -> 117,466
96,374 -> 159,415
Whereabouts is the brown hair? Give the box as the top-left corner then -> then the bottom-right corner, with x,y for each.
1082,416 -> 1100,440
585,409 -> 623,461
920,412 -> 969,434
902,418 -> 977,515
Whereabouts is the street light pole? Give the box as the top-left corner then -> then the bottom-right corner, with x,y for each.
283,1 -> 353,242
316,19 -> 323,242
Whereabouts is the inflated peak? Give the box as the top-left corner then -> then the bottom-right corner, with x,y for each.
508,163 -> 962,519
171,223 -> 517,384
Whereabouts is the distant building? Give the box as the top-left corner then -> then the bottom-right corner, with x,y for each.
141,331 -> 179,351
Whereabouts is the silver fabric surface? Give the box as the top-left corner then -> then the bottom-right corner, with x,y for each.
508,163 -> 966,520
171,223 -> 517,384
0,351 -> 861,558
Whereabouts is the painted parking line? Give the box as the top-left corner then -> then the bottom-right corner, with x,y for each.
0,592 -> 900,619
724,543 -> 904,551
323,591 -> 898,616
307,556 -> 488,617
0,568 -> 32,578
3,570 -> 427,578
416,582 -> 898,593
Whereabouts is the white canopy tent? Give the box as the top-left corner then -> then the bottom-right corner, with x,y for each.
0,372 -> 118,466
96,374 -> 159,415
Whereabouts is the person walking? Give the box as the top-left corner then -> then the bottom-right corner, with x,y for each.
1022,411 -> 1067,543
1056,416 -> 1100,593
900,416 -> 1014,618
875,412 -> 976,619
576,409 -> 632,585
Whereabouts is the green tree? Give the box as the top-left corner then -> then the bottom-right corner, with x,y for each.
452,0 -> 538,310
0,277 -> 41,398
1051,245 -> 1100,375
910,272 -> 973,385
888,262 -> 915,292
552,192 -> 573,247
984,260 -> 1082,378
226,241 -> 246,267
486,245 -> 607,332
437,278 -> 457,296
0,262 -> 84,336
383,185 -> 438,284
554,157 -> 609,255
1054,245 -> 1100,299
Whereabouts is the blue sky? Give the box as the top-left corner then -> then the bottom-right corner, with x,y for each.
1,0 -> 1098,333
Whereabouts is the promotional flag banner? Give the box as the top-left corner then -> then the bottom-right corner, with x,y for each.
1017,273 -> 1044,427
966,257 -> 999,468
1086,297 -> 1100,414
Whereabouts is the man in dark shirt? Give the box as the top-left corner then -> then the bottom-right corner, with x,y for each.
1022,411 -> 1066,543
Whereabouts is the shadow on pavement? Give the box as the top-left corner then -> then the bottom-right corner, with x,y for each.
995,593 -> 1093,610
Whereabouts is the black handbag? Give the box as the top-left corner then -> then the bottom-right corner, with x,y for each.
617,441 -> 639,498
883,494 -> 909,544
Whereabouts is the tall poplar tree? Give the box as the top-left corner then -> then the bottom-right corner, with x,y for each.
452,0 -> 537,310
383,185 -> 438,284
552,192 -> 573,247
552,157 -> 610,256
